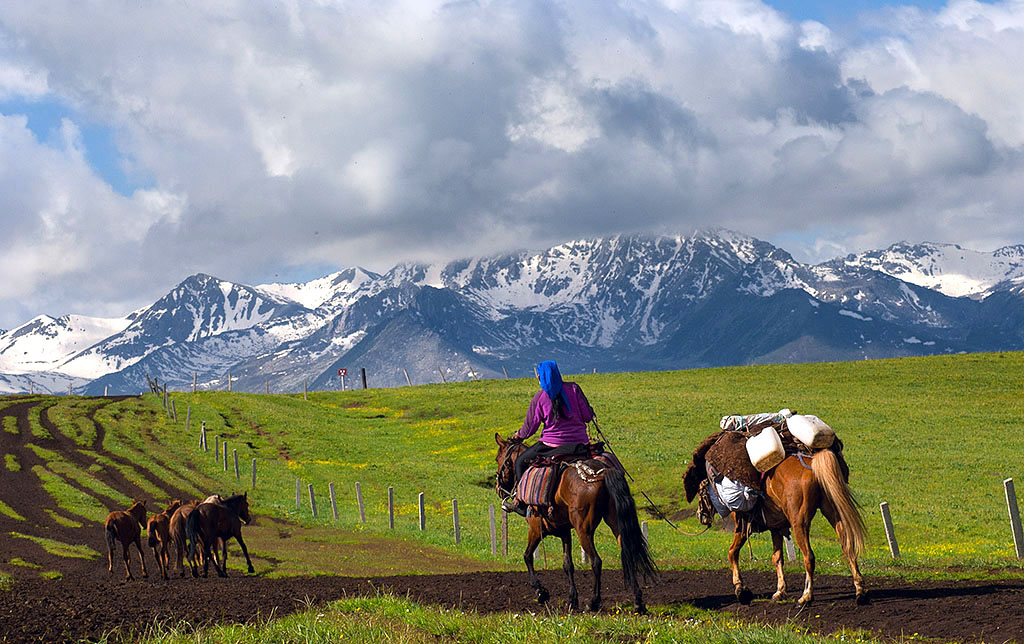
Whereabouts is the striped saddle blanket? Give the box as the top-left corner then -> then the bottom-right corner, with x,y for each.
516,452 -> 623,507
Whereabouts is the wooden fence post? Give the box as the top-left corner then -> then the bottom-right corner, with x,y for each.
1005,479 -> 1024,559
403,369 -> 412,386
641,520 -> 649,546
185,405 -> 191,431
265,378 -> 269,395
296,478 -> 301,510
215,436 -> 220,461
199,421 -> 207,451
309,484 -> 317,518
418,493 -> 425,530
361,367 -> 368,389
502,365 -> 509,379
784,535 -> 797,562
68,383 -> 72,396
329,482 -> 338,521
227,371 -> 231,392
489,504 -> 496,555
171,400 -> 177,423
304,381 -> 307,400
879,501 -> 900,559
502,510 -> 508,556
356,482 -> 365,523
581,547 -> 589,564
452,499 -> 461,544
438,367 -> 447,384
233,449 -> 239,479
223,442 -> 228,471
104,385 -> 108,397
388,487 -> 395,529
193,372 -> 197,393
251,459 -> 256,489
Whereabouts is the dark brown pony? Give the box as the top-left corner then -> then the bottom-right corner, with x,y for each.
146,499 -> 182,580
495,435 -> 656,613
104,500 -> 148,580
723,449 -> 867,605
169,500 -> 203,577
185,493 -> 254,577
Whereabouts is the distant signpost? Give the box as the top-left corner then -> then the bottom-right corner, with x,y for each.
338,368 -> 348,390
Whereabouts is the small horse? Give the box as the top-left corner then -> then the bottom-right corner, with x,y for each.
186,493 -> 255,577
169,500 -> 203,577
104,500 -> 148,581
495,435 -> 656,613
146,499 -> 182,580
712,448 -> 868,605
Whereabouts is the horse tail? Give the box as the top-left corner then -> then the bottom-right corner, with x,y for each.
604,469 -> 657,585
105,521 -> 117,551
186,507 -> 200,561
812,449 -> 866,559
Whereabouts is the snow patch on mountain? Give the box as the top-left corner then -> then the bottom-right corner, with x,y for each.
0,314 -> 131,373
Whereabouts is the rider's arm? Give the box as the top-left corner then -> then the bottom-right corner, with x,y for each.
514,392 -> 543,440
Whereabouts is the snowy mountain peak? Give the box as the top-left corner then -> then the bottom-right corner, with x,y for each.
0,313 -> 132,374
831,241 -> 1024,298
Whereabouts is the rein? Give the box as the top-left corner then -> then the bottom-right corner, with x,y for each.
495,441 -> 523,500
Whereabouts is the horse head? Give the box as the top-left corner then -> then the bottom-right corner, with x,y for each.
128,500 -> 147,527
226,492 -> 252,525
494,433 -> 524,498
164,499 -> 183,516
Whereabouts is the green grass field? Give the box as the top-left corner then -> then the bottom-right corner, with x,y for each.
7,351 -> 1024,643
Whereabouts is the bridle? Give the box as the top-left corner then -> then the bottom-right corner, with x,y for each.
495,440 -> 523,500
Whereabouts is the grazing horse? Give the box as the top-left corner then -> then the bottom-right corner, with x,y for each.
104,500 -> 148,580
146,500 -> 182,580
495,435 -> 656,613
186,493 -> 255,577
700,447 -> 868,605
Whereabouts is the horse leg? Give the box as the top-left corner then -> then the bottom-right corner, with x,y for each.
559,530 -> 578,611
727,524 -> 752,604
121,541 -> 133,581
603,511 -> 645,614
135,536 -> 148,578
235,533 -> 255,574
791,519 -> 815,605
576,526 -> 602,611
523,519 -> 549,604
159,542 -> 170,580
821,499 -> 868,604
216,537 -> 228,577
770,530 -> 787,601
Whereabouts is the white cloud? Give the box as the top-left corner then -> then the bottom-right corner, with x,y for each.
0,0 -> 1022,327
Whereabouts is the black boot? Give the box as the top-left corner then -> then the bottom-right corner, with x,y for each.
501,494 -> 527,517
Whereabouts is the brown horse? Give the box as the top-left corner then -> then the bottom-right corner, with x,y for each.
104,500 -> 148,580
169,500 -> 203,577
495,435 -> 656,613
185,493 -> 255,577
723,449 -> 867,605
146,499 -> 182,580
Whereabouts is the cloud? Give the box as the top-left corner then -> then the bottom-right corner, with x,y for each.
0,0 -> 1023,327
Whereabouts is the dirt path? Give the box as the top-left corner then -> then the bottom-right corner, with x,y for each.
2,396 -> 1023,643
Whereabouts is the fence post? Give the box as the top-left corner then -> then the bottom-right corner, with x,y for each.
215,436 -> 220,461
452,499 -> 461,544
171,400 -> 177,423
233,449 -> 239,479
309,484 -> 317,518
581,547 -> 589,564
502,510 -> 508,556
388,486 -> 395,529
404,369 -> 412,386
879,501 -> 900,559
489,504 -> 496,555
193,372 -> 197,394
361,367 -> 368,389
251,459 -> 256,489
784,535 -> 797,562
296,478 -> 301,510
418,493 -> 425,530
185,405 -> 191,431
356,482 -> 365,523
227,371 -> 231,392
199,421 -> 207,451
1005,479 -> 1024,559
304,381 -> 307,401
265,378 -> 269,395
223,441 -> 228,471
104,385 -> 108,397
437,367 -> 447,384
329,482 -> 338,521
502,365 -> 508,379
641,520 -> 648,546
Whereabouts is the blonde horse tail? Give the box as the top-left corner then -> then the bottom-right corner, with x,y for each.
811,449 -> 866,559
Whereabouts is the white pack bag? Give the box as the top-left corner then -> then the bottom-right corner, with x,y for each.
745,425 -> 785,472
787,414 -> 835,449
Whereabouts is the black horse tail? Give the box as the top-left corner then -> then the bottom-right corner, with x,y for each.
148,531 -> 158,549
105,522 -> 117,552
186,507 -> 200,562
604,469 -> 657,586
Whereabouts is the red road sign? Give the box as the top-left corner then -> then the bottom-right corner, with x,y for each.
338,368 -> 348,377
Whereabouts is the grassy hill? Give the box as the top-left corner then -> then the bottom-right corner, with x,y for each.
5,351 -> 1024,580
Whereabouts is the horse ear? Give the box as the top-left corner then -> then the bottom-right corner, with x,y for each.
495,432 -> 505,446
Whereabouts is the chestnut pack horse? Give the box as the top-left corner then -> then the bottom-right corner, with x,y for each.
185,493 -> 254,577
104,500 -> 148,580
146,500 -> 182,580
700,447 -> 868,605
495,435 -> 657,613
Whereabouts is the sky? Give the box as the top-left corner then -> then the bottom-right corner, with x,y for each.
0,0 -> 1021,329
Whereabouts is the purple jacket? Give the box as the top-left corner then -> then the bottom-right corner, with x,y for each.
515,382 -> 594,446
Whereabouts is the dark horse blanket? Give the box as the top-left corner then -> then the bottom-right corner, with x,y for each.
517,446 -> 622,507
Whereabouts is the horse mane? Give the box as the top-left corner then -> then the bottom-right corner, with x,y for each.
682,431 -> 723,503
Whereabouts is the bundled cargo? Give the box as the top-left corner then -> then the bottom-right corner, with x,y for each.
745,424 -> 785,472
720,408 -> 792,432
787,414 -> 835,449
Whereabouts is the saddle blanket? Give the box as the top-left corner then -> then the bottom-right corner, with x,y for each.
517,452 -> 623,507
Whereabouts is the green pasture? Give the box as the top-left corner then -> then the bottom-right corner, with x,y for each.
6,351 -> 1024,582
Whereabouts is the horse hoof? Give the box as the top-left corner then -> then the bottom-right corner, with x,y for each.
772,591 -> 787,602
565,599 -> 578,612
588,598 -> 601,612
536,589 -> 549,604
736,588 -> 753,605
634,604 -> 648,615
856,591 -> 870,606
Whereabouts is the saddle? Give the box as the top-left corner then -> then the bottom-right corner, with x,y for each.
516,442 -> 621,510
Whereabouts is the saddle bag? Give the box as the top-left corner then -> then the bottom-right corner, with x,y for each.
786,414 -> 835,449
745,424 -> 785,472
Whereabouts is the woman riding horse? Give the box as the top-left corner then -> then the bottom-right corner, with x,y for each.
501,360 -> 595,516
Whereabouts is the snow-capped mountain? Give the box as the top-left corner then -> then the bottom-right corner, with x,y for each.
832,242 -> 1024,298
2,230 -> 1022,395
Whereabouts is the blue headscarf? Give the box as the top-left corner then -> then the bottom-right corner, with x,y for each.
537,360 -> 571,413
